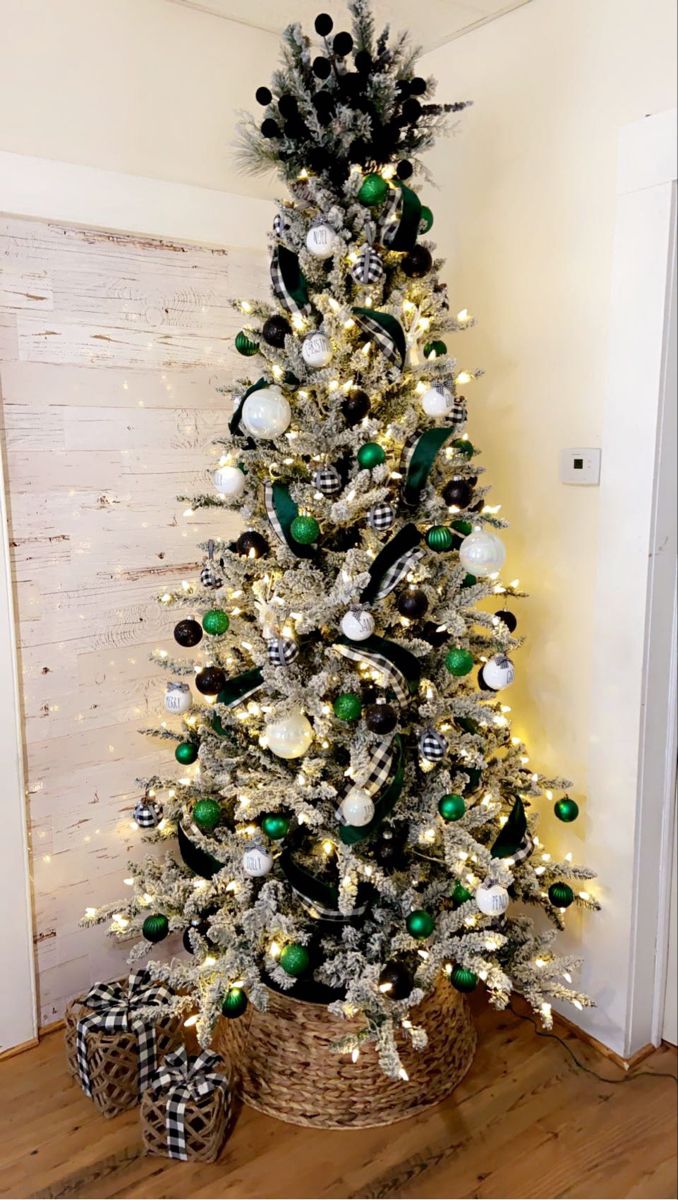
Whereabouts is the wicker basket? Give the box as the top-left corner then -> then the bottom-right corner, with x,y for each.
214,977 -> 476,1129
141,1078 -> 232,1162
64,991 -> 182,1118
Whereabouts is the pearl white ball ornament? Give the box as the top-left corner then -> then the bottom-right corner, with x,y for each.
306,224 -> 339,259
164,682 -> 192,715
340,788 -> 376,827
459,531 -> 506,576
302,332 -> 332,369
213,464 -> 246,499
475,882 -> 510,916
241,386 -> 291,439
264,707 -> 313,759
340,609 -> 375,642
421,385 -> 454,418
482,653 -> 515,691
242,844 -> 274,877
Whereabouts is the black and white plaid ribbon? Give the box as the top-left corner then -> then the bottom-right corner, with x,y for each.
373,545 -> 423,601
76,970 -> 171,1098
352,309 -> 406,370
263,481 -> 289,550
270,247 -> 311,316
355,738 -> 394,796
511,833 -> 535,866
333,642 -> 410,704
153,1047 -> 227,1161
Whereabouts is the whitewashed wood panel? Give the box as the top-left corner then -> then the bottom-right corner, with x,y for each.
0,213 -> 267,1025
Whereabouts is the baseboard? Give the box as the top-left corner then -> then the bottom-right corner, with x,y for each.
38,1017 -> 66,1038
0,1035 -> 39,1061
553,1010 -> 656,1071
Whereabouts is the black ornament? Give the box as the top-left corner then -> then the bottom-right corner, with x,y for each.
285,117 -> 309,141
330,526 -> 361,552
328,161 -> 350,188
365,703 -> 398,735
308,146 -> 331,172
373,825 -> 409,870
402,97 -> 422,122
182,919 -> 209,954
403,246 -> 433,278
313,56 -> 332,80
355,49 -> 373,74
262,315 -> 291,348
333,31 -> 354,57
261,118 -> 280,139
341,388 -> 370,427
360,683 -> 379,706
236,531 -> 269,559
421,620 -> 449,648
174,618 -> 203,648
314,12 -> 333,35
495,610 -> 518,633
397,160 -> 414,180
409,77 -> 427,96
397,589 -> 429,619
195,666 -> 227,695
443,478 -> 474,508
396,79 -> 411,95
255,86 -> 273,106
348,137 -> 370,164
378,961 -> 413,1001
277,94 -> 298,119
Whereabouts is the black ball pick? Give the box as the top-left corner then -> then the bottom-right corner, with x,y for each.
495,610 -> 518,633
402,97 -> 422,123
333,31 -> 354,57
314,12 -> 333,36
255,86 -> 272,106
397,160 -> 414,180
409,77 -> 427,96
277,94 -> 298,119
355,49 -> 373,74
261,118 -> 280,139
313,56 -> 332,80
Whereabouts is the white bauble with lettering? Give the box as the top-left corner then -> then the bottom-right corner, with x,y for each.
242,844 -> 274,877
475,882 -> 510,916
421,385 -> 454,418
213,464 -> 246,499
458,531 -> 506,576
340,788 -> 376,827
482,654 -> 515,691
164,682 -> 192,715
264,707 -> 313,759
302,332 -> 332,369
306,224 -> 339,260
340,609 -> 375,642
241,386 -> 291,439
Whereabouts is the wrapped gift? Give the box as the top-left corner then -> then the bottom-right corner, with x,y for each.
141,1048 -> 232,1162
64,970 -> 181,1118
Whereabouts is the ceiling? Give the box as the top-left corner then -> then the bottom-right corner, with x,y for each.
164,0 -> 532,51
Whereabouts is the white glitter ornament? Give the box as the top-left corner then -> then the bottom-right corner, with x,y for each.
340,788 -> 376,827
213,465 -> 246,499
241,386 -> 291,439
242,844 -> 274,877
340,610 -> 375,641
301,332 -> 332,369
164,682 -> 192,715
264,707 -> 313,759
475,882 -> 510,916
306,224 -> 339,259
458,531 -> 506,576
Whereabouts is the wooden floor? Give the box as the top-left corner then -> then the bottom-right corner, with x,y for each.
0,1001 -> 675,1200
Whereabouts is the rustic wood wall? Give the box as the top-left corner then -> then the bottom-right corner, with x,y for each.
0,215 -> 268,1025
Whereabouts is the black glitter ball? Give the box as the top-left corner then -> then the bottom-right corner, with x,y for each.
341,388 -> 370,427
366,704 -> 398,735
262,315 -> 291,348
403,245 -> 433,278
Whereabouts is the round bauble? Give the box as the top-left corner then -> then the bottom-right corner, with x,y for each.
305,223 -> 339,259
312,56 -> 332,80
421,385 -> 454,418
475,882 -> 510,916
261,814 -> 290,840
426,525 -> 454,553
340,788 -> 376,827
403,246 -> 433,278
280,942 -> 311,977
419,206 -> 434,233
165,682 -> 192,715
397,588 -> 428,619
453,437 -> 475,460
195,666 -> 226,696
255,86 -> 272,106
481,654 -> 515,692
333,692 -> 363,721
423,341 -> 447,362
242,844 -> 273,877
301,332 -> 332,369
262,315 -> 292,348
134,798 -> 162,829
421,620 -> 449,647
458,531 -> 506,576
213,464 -> 246,499
182,920 -> 208,955
358,173 -> 389,207
235,531 -> 269,560
549,882 -> 575,908
354,49 -> 372,74
357,442 -> 385,469
200,561 -> 223,590
340,609 -> 375,642
494,609 -> 518,633
554,796 -> 580,823
174,618 -> 203,648
142,914 -> 169,944
373,827 -> 409,870
331,526 -> 361,551
452,882 -> 473,907
221,987 -> 248,1019
365,703 -> 397,735
378,962 -> 413,1000
241,386 -> 291,439
312,465 -> 342,496
264,708 -> 313,759
367,502 -> 395,533
235,330 -> 259,357
291,514 -> 321,544
266,638 -> 299,668
396,159 -> 414,180
342,388 -> 370,427
202,609 -> 230,636
406,909 -> 435,939
451,966 -> 478,993
438,793 -> 466,822
401,97 -> 422,123
445,647 -> 474,677
193,797 -> 222,833
443,478 -> 473,508
462,573 -> 478,588
314,12 -> 333,35
175,741 -> 198,766
333,30 -> 353,56
261,118 -> 280,139
352,247 -> 384,286
277,93 -> 298,119
419,728 -> 448,762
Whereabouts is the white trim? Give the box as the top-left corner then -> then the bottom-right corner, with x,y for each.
0,151 -> 273,246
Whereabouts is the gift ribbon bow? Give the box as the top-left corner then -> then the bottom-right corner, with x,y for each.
76,969 -> 172,1098
154,1047 -> 227,1161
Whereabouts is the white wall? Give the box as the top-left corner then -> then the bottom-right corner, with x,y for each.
423,0 -> 676,1055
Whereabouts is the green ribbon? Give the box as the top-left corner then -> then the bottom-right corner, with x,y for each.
361,523 -> 423,604
229,377 -> 269,438
403,426 -> 457,506
340,735 -> 406,845
491,797 -> 528,859
352,308 -> 406,370
384,183 -> 422,252
279,850 -> 371,919
265,481 -> 317,560
178,823 -> 225,880
212,667 -> 264,735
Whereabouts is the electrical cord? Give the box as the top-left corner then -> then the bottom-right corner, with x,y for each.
509,1001 -> 678,1086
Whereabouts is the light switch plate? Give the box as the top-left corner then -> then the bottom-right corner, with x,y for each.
559,447 -> 602,486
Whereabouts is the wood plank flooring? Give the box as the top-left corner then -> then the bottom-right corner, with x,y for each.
0,1001 -> 675,1200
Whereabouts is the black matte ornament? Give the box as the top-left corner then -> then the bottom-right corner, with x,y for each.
403,246 -> 433,278
378,961 -> 413,1001
397,589 -> 429,619
236,531 -> 269,559
331,526 -> 361,552
409,77 -> 427,96
195,666 -> 227,695
495,610 -> 518,633
262,315 -> 291,348
397,160 -> 414,180
182,919 -> 209,954
443,478 -> 474,508
255,86 -> 272,106
348,137 -> 370,164
341,388 -> 370,427
402,97 -> 422,122
328,161 -> 350,187
285,117 -> 309,141
174,618 -> 203,648
333,31 -> 353,57
355,49 -> 372,74
308,146 -> 331,172
277,94 -> 298,119
313,56 -> 332,80
365,703 -> 398,735
261,119 -> 280,139
314,12 -> 333,35
421,620 -> 449,648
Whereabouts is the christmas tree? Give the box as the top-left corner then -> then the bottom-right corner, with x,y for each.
86,0 -> 597,1080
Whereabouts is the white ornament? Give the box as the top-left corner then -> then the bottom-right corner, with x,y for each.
306,224 -> 339,259
213,464 -> 246,499
421,385 -> 454,418
340,788 -> 376,827
241,386 -> 291,439
164,682 -> 192,715
264,707 -> 313,759
242,844 -> 274,877
482,654 -> 515,691
302,332 -> 332,369
340,609 -> 375,641
475,882 -> 510,916
459,531 -> 506,576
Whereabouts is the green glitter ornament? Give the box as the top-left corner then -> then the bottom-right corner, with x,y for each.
175,741 -> 198,765
451,965 -> 478,993
549,882 -> 575,908
221,987 -> 248,1018
290,515 -> 320,545
357,442 -> 386,469
438,793 -> 466,822
261,814 -> 290,840
406,909 -> 436,939
445,647 -> 474,677
235,330 -> 260,357
358,173 -> 389,207
554,796 -> 579,823
424,339 -> 447,359
193,797 -> 222,833
333,693 -> 363,721
280,942 -> 311,977
142,914 -> 169,944
202,609 -> 230,636
426,525 -> 454,552
420,205 -> 434,233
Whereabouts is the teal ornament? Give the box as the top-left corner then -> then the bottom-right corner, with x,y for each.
142,914 -> 169,944
451,965 -> 478,993
549,882 -> 575,908
452,882 -> 472,907
461,573 -> 478,588
453,438 -> 475,460
290,515 -> 321,545
554,797 -> 579,823
452,519 -> 473,536
280,942 -> 311,977
358,173 -> 389,207
261,814 -> 290,840
438,793 -> 466,822
357,442 -> 386,469
406,909 -> 436,939
221,987 -> 248,1018
445,647 -> 474,677
426,525 -> 454,552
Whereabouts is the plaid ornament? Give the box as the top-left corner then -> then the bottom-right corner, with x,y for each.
352,246 -> 384,286
267,637 -> 299,667
76,970 -> 172,1099
312,465 -> 342,496
153,1047 -> 228,1161
200,563 -> 223,589
449,394 -> 467,425
419,728 -> 448,762
367,502 -> 396,532
134,798 -> 162,829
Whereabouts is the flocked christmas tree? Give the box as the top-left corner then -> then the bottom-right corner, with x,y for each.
85,0 -> 598,1078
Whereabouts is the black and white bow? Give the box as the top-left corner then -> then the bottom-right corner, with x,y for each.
76,970 -> 172,1098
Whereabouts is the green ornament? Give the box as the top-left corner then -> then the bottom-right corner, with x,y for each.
451,965 -> 478,993
554,796 -> 579,823
406,909 -> 436,939
333,692 -> 363,721
193,797 -> 222,833
175,741 -> 198,765
280,942 -> 311,977
424,339 -> 447,359
235,330 -> 260,357
438,793 -> 466,822
262,813 -> 290,840
142,914 -> 169,944
202,609 -> 230,636
445,647 -> 474,677
452,882 -> 472,907
453,438 -> 475,460
358,172 -> 389,207
221,987 -> 248,1019
290,515 -> 320,545
549,882 -> 575,908
461,573 -> 478,588
420,205 -> 434,233
357,442 -> 386,470
426,525 -> 454,552
452,519 -> 473,536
